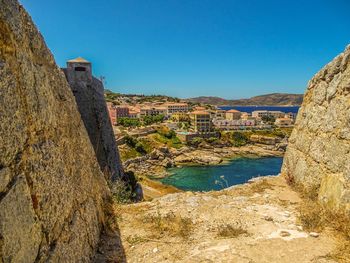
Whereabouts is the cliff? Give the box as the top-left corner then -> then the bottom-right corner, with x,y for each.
282,45 -> 350,211
0,0 -> 111,261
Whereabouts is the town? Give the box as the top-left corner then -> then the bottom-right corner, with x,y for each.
106,92 -> 297,143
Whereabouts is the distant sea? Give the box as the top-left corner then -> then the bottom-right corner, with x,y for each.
219,106 -> 300,114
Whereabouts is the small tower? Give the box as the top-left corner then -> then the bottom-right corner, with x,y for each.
66,57 -> 92,83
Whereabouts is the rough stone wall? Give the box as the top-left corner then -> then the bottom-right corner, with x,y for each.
63,67 -> 124,181
0,0 -> 110,262
282,45 -> 350,211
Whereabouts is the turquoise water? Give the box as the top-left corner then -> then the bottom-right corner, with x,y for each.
159,157 -> 283,191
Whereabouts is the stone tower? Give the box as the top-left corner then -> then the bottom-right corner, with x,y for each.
63,57 -> 124,181
65,57 -> 93,83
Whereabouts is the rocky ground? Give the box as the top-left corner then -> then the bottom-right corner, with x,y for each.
96,176 -> 342,263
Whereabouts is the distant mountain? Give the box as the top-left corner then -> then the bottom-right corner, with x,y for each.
186,93 -> 303,106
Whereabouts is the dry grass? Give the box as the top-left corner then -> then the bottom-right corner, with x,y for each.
142,210 -> 193,239
250,179 -> 274,194
293,183 -> 350,262
216,223 -> 248,238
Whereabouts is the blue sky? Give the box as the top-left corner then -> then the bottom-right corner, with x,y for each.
20,0 -> 349,99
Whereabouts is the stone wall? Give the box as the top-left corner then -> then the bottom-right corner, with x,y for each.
282,45 -> 350,211
63,64 -> 124,181
0,0 -> 110,261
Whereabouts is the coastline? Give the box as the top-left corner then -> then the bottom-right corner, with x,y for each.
124,144 -> 285,179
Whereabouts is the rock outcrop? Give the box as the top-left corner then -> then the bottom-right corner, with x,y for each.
63,58 -> 124,181
282,45 -> 350,211
0,0 -> 110,261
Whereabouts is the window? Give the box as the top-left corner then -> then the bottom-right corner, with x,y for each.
75,66 -> 86,72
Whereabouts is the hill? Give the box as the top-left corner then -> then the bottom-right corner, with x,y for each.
186,93 -> 303,106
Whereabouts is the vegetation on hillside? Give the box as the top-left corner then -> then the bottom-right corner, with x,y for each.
186,93 -> 303,106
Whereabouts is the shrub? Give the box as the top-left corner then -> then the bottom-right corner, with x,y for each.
206,137 -> 218,143
143,114 -> 165,125
124,135 -> 138,147
118,117 -> 141,127
135,142 -> 146,154
188,137 -> 204,147
231,132 -> 249,147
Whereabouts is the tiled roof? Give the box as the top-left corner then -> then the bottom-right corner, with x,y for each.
67,57 -> 90,63
191,110 -> 209,115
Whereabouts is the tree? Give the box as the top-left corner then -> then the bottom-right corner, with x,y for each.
231,132 -> 249,147
261,115 -> 276,123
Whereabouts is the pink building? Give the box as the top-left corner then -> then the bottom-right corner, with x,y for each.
106,103 -> 117,125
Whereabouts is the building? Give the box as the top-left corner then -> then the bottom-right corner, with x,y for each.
215,109 -> 226,119
140,106 -> 167,117
275,117 -> 293,127
225,109 -> 242,120
129,110 -> 139,119
240,112 -> 251,120
165,103 -> 189,115
213,119 -> 256,130
285,112 -> 297,120
190,111 -> 213,133
62,57 -> 123,180
171,112 -> 190,122
116,106 -> 129,117
107,102 -> 117,125
193,106 -> 206,111
252,110 -> 285,119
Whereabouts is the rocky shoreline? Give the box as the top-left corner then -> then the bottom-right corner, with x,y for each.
124,143 -> 285,179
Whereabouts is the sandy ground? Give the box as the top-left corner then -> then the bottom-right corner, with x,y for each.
96,176 -> 340,263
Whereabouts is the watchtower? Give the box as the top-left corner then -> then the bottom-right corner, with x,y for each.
65,57 -> 92,83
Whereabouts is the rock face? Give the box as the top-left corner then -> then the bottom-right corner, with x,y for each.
0,0 -> 110,261
282,45 -> 350,211
63,59 -> 123,181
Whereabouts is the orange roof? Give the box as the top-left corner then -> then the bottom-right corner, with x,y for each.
165,103 -> 188,106
67,57 -> 90,63
191,110 -> 210,115
194,106 -> 206,110
227,109 -> 241,113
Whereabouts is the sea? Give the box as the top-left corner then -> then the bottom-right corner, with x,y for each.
159,157 -> 283,191
219,106 -> 300,114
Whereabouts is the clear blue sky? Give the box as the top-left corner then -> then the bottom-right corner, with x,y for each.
20,0 -> 349,99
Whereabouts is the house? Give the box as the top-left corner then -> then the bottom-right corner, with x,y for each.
275,117 -> 293,127
225,109 -> 242,120
252,110 -> 285,119
213,119 -> 256,130
190,111 -> 213,133
215,109 -> 226,119
140,106 -> 167,117
164,103 -> 189,115
106,102 -> 117,125
115,106 -> 130,122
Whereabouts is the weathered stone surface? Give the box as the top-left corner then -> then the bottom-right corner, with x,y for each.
0,0 -> 110,261
282,45 -> 350,211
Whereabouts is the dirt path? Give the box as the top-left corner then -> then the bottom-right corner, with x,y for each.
98,176 -> 340,262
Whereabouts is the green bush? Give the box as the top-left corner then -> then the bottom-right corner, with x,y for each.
206,137 -> 218,143
118,117 -> 141,127
188,137 -> 204,147
261,115 -> 276,123
135,142 -> 146,154
231,132 -> 249,147
143,114 -> 165,125
125,135 -> 138,147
